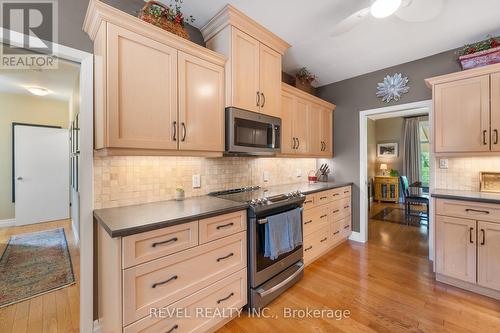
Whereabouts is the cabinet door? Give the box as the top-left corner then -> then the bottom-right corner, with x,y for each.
281,91 -> 296,154
321,108 -> 333,156
491,73 -> 500,152
434,75 -> 490,153
231,28 -> 260,112
293,98 -> 310,154
436,215 -> 476,283
308,103 -> 322,155
477,221 -> 500,291
259,43 -> 281,118
178,52 -> 224,152
107,24 -> 178,149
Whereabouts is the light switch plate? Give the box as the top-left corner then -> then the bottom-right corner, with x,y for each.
263,171 -> 270,182
192,174 -> 201,188
439,159 -> 449,169
296,169 -> 302,178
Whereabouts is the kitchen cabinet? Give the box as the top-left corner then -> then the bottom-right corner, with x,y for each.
84,0 -> 226,156
281,83 -> 335,157
435,198 -> 500,299
426,64 -> 500,155
202,5 -> 290,118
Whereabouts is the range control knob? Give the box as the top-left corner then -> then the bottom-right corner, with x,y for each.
250,199 -> 258,205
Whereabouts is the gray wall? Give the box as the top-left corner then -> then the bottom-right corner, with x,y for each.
317,49 -> 461,232
4,0 -> 205,53
375,117 -> 405,175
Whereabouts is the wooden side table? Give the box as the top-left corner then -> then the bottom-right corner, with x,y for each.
374,176 -> 399,203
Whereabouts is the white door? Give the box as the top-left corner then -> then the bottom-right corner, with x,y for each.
14,125 -> 70,225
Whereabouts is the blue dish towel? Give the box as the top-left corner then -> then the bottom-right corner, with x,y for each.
264,208 -> 303,260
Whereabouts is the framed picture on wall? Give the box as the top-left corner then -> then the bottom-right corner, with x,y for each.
377,142 -> 398,158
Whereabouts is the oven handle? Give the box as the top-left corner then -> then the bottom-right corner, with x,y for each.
256,261 -> 304,298
257,207 -> 304,225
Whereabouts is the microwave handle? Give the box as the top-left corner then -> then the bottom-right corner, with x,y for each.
272,126 -> 276,148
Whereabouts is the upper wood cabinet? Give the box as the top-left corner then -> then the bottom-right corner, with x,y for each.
426,63 -> 500,155
84,0 -> 226,156
281,83 -> 335,157
202,5 -> 290,118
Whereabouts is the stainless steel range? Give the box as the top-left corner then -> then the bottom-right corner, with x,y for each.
209,186 -> 305,309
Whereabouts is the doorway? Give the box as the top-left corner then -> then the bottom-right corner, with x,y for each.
359,100 -> 435,260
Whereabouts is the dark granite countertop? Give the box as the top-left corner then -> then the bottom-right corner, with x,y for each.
94,196 -> 249,238
431,189 -> 500,204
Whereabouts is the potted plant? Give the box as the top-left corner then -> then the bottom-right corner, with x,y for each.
457,35 -> 500,70
138,0 -> 195,40
294,67 -> 317,94
175,185 -> 185,201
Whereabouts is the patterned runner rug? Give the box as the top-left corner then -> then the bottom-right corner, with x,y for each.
0,227 -> 75,308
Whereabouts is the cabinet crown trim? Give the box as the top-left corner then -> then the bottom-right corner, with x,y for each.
201,4 -> 291,55
425,63 -> 500,88
83,0 -> 226,66
282,83 -> 336,110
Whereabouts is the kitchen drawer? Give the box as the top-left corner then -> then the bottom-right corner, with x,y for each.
331,220 -> 342,243
330,200 -> 343,221
341,215 -> 352,238
340,198 -> 351,218
303,225 -> 330,265
331,188 -> 343,201
199,210 -> 246,244
124,269 -> 247,333
340,186 -> 351,199
122,222 -> 198,268
303,194 -> 316,210
315,190 -> 333,205
436,199 -> 500,223
303,204 -> 330,237
122,231 -> 246,325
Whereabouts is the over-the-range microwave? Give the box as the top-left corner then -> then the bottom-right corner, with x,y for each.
225,107 -> 281,155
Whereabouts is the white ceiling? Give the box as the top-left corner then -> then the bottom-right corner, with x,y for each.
174,0 -> 500,86
0,59 -> 79,101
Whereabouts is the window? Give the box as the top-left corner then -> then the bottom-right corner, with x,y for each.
419,120 -> 430,186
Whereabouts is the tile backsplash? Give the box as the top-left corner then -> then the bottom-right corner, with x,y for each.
435,156 -> 500,191
93,156 -> 317,209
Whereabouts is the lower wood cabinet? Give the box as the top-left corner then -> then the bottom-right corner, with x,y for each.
302,186 -> 352,266
436,199 -> 500,299
96,210 -> 247,333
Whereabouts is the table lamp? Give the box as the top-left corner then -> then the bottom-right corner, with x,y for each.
380,163 -> 388,176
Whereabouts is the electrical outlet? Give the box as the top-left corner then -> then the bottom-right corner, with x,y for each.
263,171 -> 270,182
296,169 -> 302,178
192,174 -> 201,188
439,159 -> 449,169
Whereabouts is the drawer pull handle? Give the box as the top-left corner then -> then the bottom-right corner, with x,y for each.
320,196 -> 328,200
304,200 -> 313,204
217,292 -> 234,304
333,193 -> 340,196
304,220 -> 313,225
217,252 -> 234,262
465,208 -> 490,214
334,231 -> 340,235
344,206 -> 350,209
216,222 -> 234,230
481,229 -> 486,246
344,191 -> 349,194
165,324 -> 179,333
333,209 -> 340,213
320,214 -> 328,219
152,275 -> 178,289
152,237 -> 178,248
320,237 -> 328,243
304,246 -> 313,252
344,225 -> 350,229
469,227 -> 474,244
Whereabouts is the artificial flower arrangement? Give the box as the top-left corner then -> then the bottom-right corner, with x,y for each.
139,0 -> 195,40
457,35 -> 500,70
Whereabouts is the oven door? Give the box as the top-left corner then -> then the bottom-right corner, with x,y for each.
248,205 -> 304,289
226,107 -> 281,155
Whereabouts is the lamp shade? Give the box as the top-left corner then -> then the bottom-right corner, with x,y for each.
380,163 -> 388,171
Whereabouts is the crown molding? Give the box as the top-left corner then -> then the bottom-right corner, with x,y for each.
201,4 -> 291,55
83,0 -> 226,66
425,63 -> 500,88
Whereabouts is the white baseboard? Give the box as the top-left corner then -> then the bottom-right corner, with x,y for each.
71,219 -> 80,246
93,320 -> 101,333
349,231 -> 367,243
0,219 -> 15,228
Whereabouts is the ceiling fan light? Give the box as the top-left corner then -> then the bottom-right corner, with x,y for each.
370,0 -> 402,18
26,86 -> 50,96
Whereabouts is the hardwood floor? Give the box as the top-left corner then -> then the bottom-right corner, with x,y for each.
0,219 -> 79,333
218,205 -> 500,333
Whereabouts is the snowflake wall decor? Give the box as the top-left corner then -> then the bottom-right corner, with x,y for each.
376,73 -> 410,103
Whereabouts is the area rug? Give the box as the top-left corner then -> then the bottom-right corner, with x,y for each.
0,228 -> 75,308
371,207 -> 426,227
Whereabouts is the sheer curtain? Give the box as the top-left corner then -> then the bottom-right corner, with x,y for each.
402,117 -> 423,195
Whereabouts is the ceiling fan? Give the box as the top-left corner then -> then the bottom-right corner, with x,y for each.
331,0 -> 444,36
